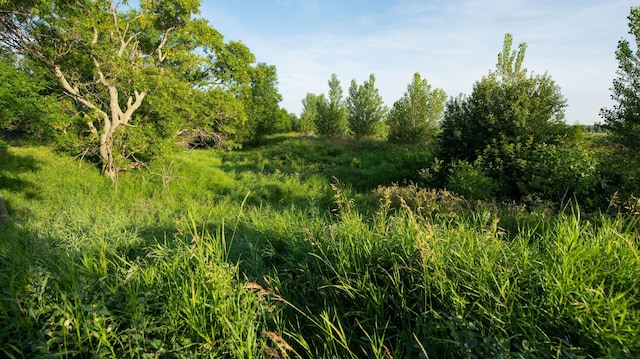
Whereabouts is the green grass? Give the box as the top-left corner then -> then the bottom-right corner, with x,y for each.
0,136 -> 639,358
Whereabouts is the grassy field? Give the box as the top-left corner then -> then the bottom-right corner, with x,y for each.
0,134 -> 638,358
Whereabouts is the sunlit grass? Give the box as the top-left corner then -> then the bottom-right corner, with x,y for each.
0,137 -> 638,357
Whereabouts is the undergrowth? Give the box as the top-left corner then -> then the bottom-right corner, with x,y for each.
0,138 -> 638,358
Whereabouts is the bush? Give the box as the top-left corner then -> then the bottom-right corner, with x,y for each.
477,141 -> 598,203
446,160 -> 497,201
593,139 -> 640,208
519,143 -> 598,203
438,34 -> 573,203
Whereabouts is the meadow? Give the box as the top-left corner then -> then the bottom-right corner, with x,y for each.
0,134 -> 638,358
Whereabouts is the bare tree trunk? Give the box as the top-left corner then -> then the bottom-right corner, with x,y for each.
96,86 -> 146,182
99,128 -> 116,181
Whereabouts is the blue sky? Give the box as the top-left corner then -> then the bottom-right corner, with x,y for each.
200,0 -> 636,125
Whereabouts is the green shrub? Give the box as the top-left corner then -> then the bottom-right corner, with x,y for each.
446,160 -> 497,200
478,140 -> 598,203
519,142 -> 598,203
593,138 -> 640,209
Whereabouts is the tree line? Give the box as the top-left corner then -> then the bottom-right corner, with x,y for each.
295,11 -> 640,205
295,34 -> 589,202
1,1 -> 639,205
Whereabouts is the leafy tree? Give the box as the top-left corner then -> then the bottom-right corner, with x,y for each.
240,63 -> 286,141
143,36 -> 257,151
440,34 -> 569,163
596,8 -> 640,205
298,93 -> 320,134
387,72 -> 446,144
346,74 -> 387,139
438,34 -> 578,199
0,0 -> 258,179
600,6 -> 640,149
285,112 -> 298,133
148,84 -> 247,152
315,73 -> 347,137
0,50 -> 75,141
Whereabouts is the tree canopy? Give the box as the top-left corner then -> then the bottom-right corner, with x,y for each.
439,34 -> 568,164
346,74 -> 387,139
0,0 -> 284,179
438,34 -> 580,199
0,50 -> 74,141
601,6 -> 640,149
315,74 -> 347,137
298,93 -> 320,134
387,72 -> 446,145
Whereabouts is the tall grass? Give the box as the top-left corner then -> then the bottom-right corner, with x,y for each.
1,139 -> 638,358
0,213 -> 284,357
244,185 -> 639,357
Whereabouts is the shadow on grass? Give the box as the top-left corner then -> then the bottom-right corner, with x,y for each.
0,148 -> 42,219
240,132 -> 300,149
0,219 -> 246,357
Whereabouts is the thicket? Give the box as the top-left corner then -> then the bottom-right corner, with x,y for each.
436,34 -> 588,202
601,7 -> 640,150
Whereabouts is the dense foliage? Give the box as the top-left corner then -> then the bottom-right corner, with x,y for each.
315,74 -> 348,137
386,72 -> 446,145
346,74 -> 387,139
437,34 -> 587,200
297,93 -> 320,134
239,63 -> 292,141
0,51 -> 75,142
0,0 -> 286,178
439,35 -> 569,162
601,6 -> 640,149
